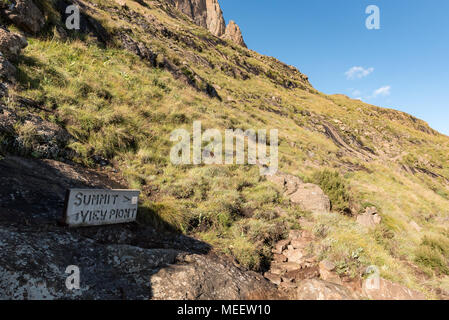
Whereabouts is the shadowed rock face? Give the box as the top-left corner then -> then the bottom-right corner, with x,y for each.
0,56 -> 16,81
0,27 -> 28,61
0,0 -> 45,34
0,27 -> 27,81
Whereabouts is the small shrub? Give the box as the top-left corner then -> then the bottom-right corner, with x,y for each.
310,169 -> 351,214
415,245 -> 449,275
313,223 -> 329,239
169,113 -> 188,124
242,183 -> 280,206
170,181 -> 196,199
243,219 -> 287,245
422,234 -> 449,256
138,200 -> 188,233
226,238 -> 261,271
95,125 -> 136,157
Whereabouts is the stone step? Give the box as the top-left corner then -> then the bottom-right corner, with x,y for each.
271,239 -> 290,254
284,265 -> 320,282
272,253 -> 287,263
263,272 -> 281,285
270,262 -> 302,275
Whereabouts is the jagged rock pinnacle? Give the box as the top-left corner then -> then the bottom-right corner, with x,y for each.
168,0 -> 246,47
223,20 -> 247,48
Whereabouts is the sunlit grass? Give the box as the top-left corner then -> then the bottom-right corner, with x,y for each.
5,0 -> 449,296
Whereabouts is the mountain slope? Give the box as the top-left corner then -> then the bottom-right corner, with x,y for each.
1,0 -> 449,299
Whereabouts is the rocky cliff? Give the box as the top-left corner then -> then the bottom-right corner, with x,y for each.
167,0 -> 246,46
223,20 -> 247,48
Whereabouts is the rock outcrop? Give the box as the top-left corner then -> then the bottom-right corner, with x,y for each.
205,0 -> 226,37
0,27 -> 28,61
0,56 -> 16,80
295,279 -> 357,300
267,173 -> 331,213
0,99 -> 73,159
319,259 -> 343,285
151,253 -> 280,300
356,206 -> 381,229
0,0 -> 45,34
170,0 -> 225,36
265,230 -> 320,290
0,27 -> 27,80
263,228 -> 359,300
223,20 -> 246,48
0,156 -> 279,300
168,0 -> 246,46
362,278 -> 426,300
409,220 -> 422,233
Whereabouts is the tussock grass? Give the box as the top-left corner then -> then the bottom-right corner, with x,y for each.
309,169 -> 351,214
6,0 -> 449,295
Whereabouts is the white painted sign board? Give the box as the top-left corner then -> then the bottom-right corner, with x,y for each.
64,189 -> 140,227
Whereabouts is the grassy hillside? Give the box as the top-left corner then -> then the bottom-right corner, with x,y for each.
2,0 -> 449,297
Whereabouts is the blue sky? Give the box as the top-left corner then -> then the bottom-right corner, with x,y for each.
220,0 -> 449,135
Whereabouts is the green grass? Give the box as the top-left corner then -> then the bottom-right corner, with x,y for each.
415,245 -> 449,276
309,169 -> 351,214
3,0 -> 449,296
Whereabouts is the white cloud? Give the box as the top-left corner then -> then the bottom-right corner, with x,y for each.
345,66 -> 374,80
372,85 -> 391,97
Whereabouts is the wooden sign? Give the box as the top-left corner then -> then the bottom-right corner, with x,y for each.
63,189 -> 140,227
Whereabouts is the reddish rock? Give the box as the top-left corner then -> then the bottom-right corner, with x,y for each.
279,281 -> 297,290
319,259 -> 335,272
301,230 -> 314,240
271,262 -> 302,274
272,254 -> 287,263
169,0 -> 227,37
264,272 -> 281,285
284,248 -> 304,264
288,229 -> 302,240
291,183 -> 330,212
319,259 -> 341,284
285,266 -> 320,282
296,279 -> 357,300
272,239 -> 290,254
362,278 -> 426,300
267,173 -> 330,213
291,239 -> 309,249
357,213 -> 381,229
206,0 -> 226,36
222,20 -> 246,47
304,255 -> 317,263
269,266 -> 283,275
